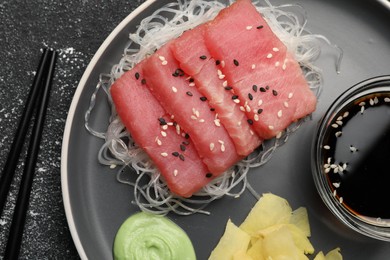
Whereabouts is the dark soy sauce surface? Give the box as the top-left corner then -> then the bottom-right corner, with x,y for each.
322,92 -> 390,224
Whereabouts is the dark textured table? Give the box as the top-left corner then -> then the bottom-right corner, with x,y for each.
0,0 -> 144,258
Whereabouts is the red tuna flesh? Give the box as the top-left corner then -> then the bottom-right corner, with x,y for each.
110,62 -> 213,197
171,24 -> 263,156
142,44 -> 242,174
204,0 -> 317,139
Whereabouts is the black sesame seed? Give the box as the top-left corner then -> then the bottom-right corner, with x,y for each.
247,119 -> 254,125
257,25 -> 264,29
141,79 -> 146,85
232,95 -> 239,100
172,152 -> 180,157
186,91 -> 193,96
266,85 -> 270,90
189,78 -> 194,83
210,108 -> 215,111
172,72 -> 178,77
206,173 -> 213,178
248,93 -> 253,100
158,117 -> 167,125
252,85 -> 258,92
257,109 -> 263,114
182,141 -> 190,145
225,86 -> 233,91
173,121 -> 178,126
200,55 -> 207,60
272,89 -> 278,96
185,133 -> 190,139
179,154 -> 185,161
260,87 -> 266,92
175,68 -> 184,76
135,72 -> 140,80
233,59 -> 239,66
180,144 -> 186,151
200,96 -> 207,101
215,60 -> 221,66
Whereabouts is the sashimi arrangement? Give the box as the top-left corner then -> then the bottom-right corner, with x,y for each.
86,0 -> 340,214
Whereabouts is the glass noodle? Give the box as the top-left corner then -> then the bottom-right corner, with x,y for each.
85,0 -> 342,215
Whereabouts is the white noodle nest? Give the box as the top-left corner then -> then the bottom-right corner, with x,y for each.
85,0 -> 341,215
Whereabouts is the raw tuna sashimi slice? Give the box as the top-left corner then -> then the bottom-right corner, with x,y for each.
204,0 -> 317,139
171,24 -> 263,156
142,44 -> 241,174
110,62 -> 213,197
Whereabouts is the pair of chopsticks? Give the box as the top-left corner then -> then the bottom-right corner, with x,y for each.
0,48 -> 57,259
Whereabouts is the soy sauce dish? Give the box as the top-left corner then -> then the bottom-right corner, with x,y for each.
312,75 -> 390,241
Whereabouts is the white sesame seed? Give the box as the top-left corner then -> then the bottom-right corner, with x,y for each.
273,47 -> 279,52
275,61 -> 280,67
189,82 -> 195,87
161,152 -> 168,157
191,115 -> 197,120
276,132 -> 282,139
338,165 -> 344,172
359,101 -> 366,106
288,92 -> 293,99
268,125 -> 274,130
325,167 -> 331,173
217,69 -> 222,75
258,99 -> 263,106
251,64 -> 256,69
245,105 -> 251,112
336,120 -> 343,126
237,121 -> 242,126
170,115 -> 175,119
221,60 -> 225,68
327,157 -> 332,164
240,106 -> 245,111
176,125 -> 180,135
171,86 -> 177,93
267,53 -> 273,58
343,163 -> 347,170
199,119 -> 205,123
246,25 -> 253,30
331,123 -> 339,128
161,60 -> 168,66
333,182 -> 340,188
250,130 -> 254,135
195,110 -> 200,118
157,139 -> 162,146
284,101 -> 289,108
324,145 -> 330,150
223,80 -> 228,87
350,145 -> 358,152
335,131 -> 342,137
369,98 -> 374,106
330,164 -> 337,169
110,164 -> 117,169
385,97 -> 390,102
209,143 -> 215,151
214,119 -> 221,126
161,131 -> 167,137
339,197 -> 343,203
360,106 -> 365,114
254,114 -> 259,121
324,163 -> 330,168
282,63 -> 287,70
221,144 -> 225,152
333,190 -> 337,196
337,116 -> 343,121
343,111 -> 349,117
219,74 -> 225,80
218,140 -> 224,145
233,99 -> 240,104
374,96 -> 379,104
277,110 -> 282,118
158,55 -> 166,61
173,169 -> 178,176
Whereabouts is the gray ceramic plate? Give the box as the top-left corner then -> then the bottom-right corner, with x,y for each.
61,0 -> 390,259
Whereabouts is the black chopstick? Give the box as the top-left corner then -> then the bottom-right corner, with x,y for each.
1,48 -> 57,259
0,48 -> 52,214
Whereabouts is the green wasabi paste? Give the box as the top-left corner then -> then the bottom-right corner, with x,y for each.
113,212 -> 196,260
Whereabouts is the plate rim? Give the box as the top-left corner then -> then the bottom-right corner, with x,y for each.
60,0 -> 158,259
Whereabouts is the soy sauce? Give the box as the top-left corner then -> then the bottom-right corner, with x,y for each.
322,92 -> 390,225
